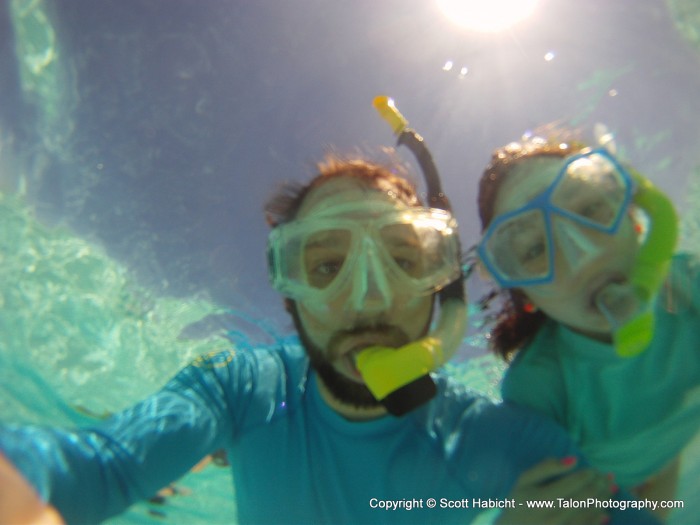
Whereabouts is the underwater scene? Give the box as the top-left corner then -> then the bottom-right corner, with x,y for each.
1,0 -> 700,523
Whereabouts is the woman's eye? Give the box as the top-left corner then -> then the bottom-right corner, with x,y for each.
522,242 -> 545,262
579,200 -> 612,222
582,202 -> 600,216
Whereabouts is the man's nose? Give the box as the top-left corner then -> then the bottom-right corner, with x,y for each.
348,240 -> 392,314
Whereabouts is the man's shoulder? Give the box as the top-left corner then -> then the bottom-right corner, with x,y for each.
173,337 -> 312,430
413,373 -> 574,482
190,336 -> 308,371
420,372 -> 568,445
435,373 -> 548,413
179,336 -> 311,404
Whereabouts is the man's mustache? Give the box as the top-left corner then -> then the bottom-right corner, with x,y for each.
326,324 -> 410,360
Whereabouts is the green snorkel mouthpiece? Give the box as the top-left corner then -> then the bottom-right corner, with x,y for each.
596,169 -> 678,357
355,97 -> 467,416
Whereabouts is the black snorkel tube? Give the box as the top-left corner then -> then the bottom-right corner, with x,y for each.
375,96 -> 466,305
355,97 -> 467,416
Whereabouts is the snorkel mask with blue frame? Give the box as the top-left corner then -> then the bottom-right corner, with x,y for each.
478,130 -> 678,357
478,147 -> 634,289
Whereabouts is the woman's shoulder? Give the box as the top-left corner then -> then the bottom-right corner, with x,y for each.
661,252 -> 700,313
510,320 -> 563,365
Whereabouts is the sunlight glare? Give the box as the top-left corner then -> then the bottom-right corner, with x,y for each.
437,0 -> 540,33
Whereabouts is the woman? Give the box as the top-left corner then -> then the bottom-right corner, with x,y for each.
476,129 -> 700,521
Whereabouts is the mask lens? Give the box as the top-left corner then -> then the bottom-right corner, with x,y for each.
379,212 -> 461,292
551,154 -> 627,229
302,229 -> 352,290
379,223 -> 426,279
484,209 -> 550,284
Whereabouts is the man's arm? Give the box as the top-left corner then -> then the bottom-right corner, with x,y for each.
0,452 -> 64,525
0,354 -> 238,524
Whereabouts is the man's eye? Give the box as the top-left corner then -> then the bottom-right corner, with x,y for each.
306,257 -> 345,289
394,257 -> 414,271
313,260 -> 343,276
391,251 -> 424,277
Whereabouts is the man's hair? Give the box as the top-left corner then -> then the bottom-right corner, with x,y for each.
264,153 -> 422,228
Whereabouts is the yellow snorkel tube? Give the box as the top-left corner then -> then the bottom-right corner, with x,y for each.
606,169 -> 678,357
355,96 -> 467,415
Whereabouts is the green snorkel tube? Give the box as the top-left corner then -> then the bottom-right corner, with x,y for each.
355,96 -> 467,415
599,168 -> 679,357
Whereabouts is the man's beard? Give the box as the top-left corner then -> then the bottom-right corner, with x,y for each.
296,321 -> 382,409
310,353 -> 380,409
289,303 -> 425,410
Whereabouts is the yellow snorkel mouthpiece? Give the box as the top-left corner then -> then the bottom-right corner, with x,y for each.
356,338 -> 442,402
599,169 -> 678,357
356,298 -> 467,413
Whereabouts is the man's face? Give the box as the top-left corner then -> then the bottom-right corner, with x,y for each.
291,177 -> 434,407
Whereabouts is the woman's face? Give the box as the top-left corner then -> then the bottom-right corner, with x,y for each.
492,156 -> 639,340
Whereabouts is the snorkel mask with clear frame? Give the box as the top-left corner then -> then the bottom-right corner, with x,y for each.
267,201 -> 461,315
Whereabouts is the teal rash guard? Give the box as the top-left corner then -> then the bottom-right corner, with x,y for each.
1,339 -> 659,524
502,253 -> 700,489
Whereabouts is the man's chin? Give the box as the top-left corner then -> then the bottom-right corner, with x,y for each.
313,361 -> 381,409
288,302 -> 383,409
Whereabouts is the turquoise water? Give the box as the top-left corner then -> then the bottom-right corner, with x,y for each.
0,191 -> 233,523
2,0 -> 700,523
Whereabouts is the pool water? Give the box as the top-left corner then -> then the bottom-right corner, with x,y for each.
2,0 -> 700,523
